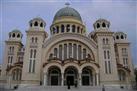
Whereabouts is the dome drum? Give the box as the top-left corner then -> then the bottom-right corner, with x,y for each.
50,23 -> 85,35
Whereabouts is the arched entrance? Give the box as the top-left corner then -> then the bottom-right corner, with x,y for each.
48,66 -> 61,86
64,66 -> 78,86
82,67 -> 93,86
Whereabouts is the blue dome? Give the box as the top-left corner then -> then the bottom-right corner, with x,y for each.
53,7 -> 82,22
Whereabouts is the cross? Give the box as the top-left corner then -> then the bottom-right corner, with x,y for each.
65,2 -> 70,7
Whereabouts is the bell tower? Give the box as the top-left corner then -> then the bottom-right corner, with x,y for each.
1,29 -> 23,83
21,17 -> 48,85
93,19 -> 119,85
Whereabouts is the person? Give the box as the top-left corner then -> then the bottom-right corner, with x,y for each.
67,81 -> 70,89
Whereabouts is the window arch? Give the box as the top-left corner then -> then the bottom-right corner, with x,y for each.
78,45 -> 81,60
34,21 -> 38,26
69,43 -> 72,58
56,26 -> 59,33
30,49 -> 33,58
103,38 -> 105,44
97,23 -> 100,28
106,38 -> 109,44
40,23 -> 43,27
53,27 -> 55,34
104,50 -> 106,59
32,37 -> 34,43
12,33 -> 15,38
59,45 -> 62,60
61,25 -> 65,33
54,48 -> 58,58
30,23 -> 32,27
34,49 -> 37,58
116,35 -> 119,39
102,22 -> 106,27
66,24 -> 70,32
64,44 -> 67,59
73,44 -> 77,59
83,48 -> 86,59
17,34 -> 20,38
72,25 -> 75,33
35,37 -> 37,43
121,35 -> 124,39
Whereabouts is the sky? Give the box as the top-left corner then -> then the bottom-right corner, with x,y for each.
0,0 -> 137,66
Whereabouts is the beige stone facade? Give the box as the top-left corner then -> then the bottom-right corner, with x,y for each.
0,6 -> 135,89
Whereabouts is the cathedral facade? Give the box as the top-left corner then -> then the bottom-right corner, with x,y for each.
0,6 -> 135,88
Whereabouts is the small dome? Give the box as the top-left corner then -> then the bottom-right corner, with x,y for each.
11,29 -> 21,33
53,6 -> 82,22
29,17 -> 46,25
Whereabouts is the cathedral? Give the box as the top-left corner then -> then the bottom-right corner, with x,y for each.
0,5 -> 135,89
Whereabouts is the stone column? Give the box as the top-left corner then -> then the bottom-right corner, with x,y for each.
44,72 -> 47,86
8,74 -> 12,89
61,73 -> 64,86
79,73 -> 82,86
96,73 -> 99,86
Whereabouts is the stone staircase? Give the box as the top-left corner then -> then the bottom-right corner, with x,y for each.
14,86 -> 136,91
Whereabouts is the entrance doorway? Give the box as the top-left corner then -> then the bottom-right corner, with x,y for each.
67,76 -> 74,85
64,66 -> 78,86
82,67 -> 93,86
48,66 -> 61,86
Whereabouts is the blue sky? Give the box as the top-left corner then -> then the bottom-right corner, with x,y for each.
0,0 -> 137,66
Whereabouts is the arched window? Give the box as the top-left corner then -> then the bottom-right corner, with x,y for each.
103,38 -> 105,44
77,26 -> 80,33
107,50 -> 110,59
78,45 -> 81,60
34,21 -> 38,26
69,43 -> 72,58
12,33 -> 15,38
106,38 -> 109,44
59,45 -> 62,60
8,56 -> 10,63
72,25 -> 75,33
64,44 -> 67,59
32,37 -> 34,43
32,60 -> 35,73
83,49 -> 86,59
56,26 -> 59,33
10,56 -> 13,63
30,23 -> 32,27
116,35 -> 119,39
12,47 -> 14,52
104,50 -> 106,59
66,24 -> 70,32
73,44 -> 77,59
29,60 -> 32,73
17,34 -> 20,38
121,35 -> 124,39
54,48 -> 58,58
102,22 -> 106,27
34,49 -> 37,58
30,49 -> 33,58
61,25 -> 64,33
35,37 -> 37,43
53,27 -> 55,34
40,23 -> 43,27
97,23 -> 100,28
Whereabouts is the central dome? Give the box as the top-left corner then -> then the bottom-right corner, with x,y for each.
53,6 -> 82,22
